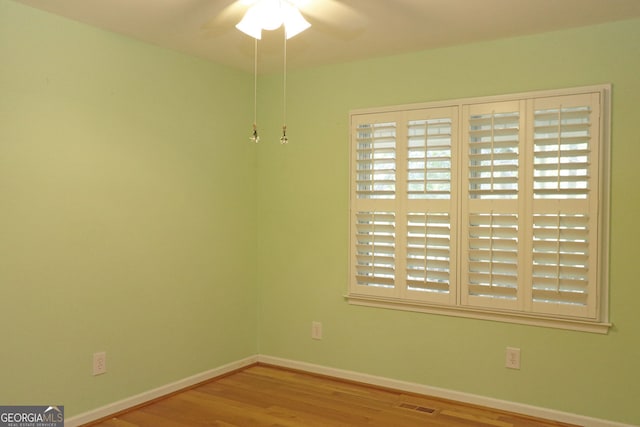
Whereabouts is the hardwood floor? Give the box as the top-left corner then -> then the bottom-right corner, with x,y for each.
85,364 -> 578,427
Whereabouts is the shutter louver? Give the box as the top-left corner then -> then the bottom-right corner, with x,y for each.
467,213 -> 519,300
355,212 -> 396,289
407,118 -> 452,200
532,214 -> 589,306
406,213 -> 451,294
468,111 -> 520,199
356,122 -> 396,199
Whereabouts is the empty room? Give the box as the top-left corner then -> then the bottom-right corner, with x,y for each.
2,0 -> 639,426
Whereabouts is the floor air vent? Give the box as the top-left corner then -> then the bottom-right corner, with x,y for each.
397,402 -> 437,414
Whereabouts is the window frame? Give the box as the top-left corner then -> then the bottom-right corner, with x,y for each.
348,85 -> 611,334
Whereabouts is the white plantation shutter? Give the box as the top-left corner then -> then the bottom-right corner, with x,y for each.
529,93 -> 600,318
350,108 -> 457,302
461,101 -> 525,310
404,108 -> 457,304
467,107 -> 521,200
354,212 -> 396,290
349,86 -> 608,331
532,102 -> 592,199
532,213 -> 591,310
406,212 -> 452,295
407,117 -> 453,200
351,113 -> 398,297
467,212 -> 519,301
355,119 -> 396,200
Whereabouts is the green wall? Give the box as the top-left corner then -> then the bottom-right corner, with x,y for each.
2,0 -> 640,424
1,0 -> 258,416
256,20 -> 640,425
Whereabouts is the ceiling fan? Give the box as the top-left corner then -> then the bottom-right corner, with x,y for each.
201,0 -> 363,40
199,0 -> 363,144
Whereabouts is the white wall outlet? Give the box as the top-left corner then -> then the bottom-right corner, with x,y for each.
93,351 -> 107,376
311,321 -> 323,340
505,347 -> 521,370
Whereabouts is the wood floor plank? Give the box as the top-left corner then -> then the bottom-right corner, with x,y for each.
97,419 -> 138,427
84,364 -> 579,427
213,367 -> 439,425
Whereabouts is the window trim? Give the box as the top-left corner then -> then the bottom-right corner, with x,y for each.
347,85 -> 611,334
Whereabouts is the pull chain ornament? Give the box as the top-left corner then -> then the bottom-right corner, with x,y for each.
279,32 -> 289,145
248,38 -> 260,144
250,123 -> 260,143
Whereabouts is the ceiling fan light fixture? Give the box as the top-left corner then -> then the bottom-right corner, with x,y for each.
281,2 -> 311,39
235,5 -> 263,39
258,0 -> 285,30
236,0 -> 311,40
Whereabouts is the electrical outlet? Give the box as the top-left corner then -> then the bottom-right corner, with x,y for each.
505,347 -> 521,370
311,321 -> 322,340
93,352 -> 107,376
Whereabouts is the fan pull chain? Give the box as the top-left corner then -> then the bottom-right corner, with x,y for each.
250,38 -> 260,143
280,30 -> 288,144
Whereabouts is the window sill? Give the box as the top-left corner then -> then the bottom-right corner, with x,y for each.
346,293 -> 612,334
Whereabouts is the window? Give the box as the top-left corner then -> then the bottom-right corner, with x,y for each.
348,86 -> 610,333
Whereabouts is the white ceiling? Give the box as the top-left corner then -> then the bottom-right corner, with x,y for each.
15,0 -> 640,74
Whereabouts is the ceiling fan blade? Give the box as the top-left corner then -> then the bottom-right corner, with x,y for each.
298,0 -> 365,29
201,0 -> 256,33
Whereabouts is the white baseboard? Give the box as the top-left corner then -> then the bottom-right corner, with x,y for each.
66,354 -> 635,427
257,355 -> 636,427
64,355 -> 258,427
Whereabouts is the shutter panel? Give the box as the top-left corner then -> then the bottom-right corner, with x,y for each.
354,211 -> 396,289
533,105 -> 591,199
467,213 -> 519,300
407,118 -> 452,200
468,110 -> 520,200
404,107 -> 457,304
351,113 -> 399,297
355,121 -> 396,200
532,213 -> 589,306
462,101 -> 524,310
529,93 -> 600,318
406,213 -> 451,294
